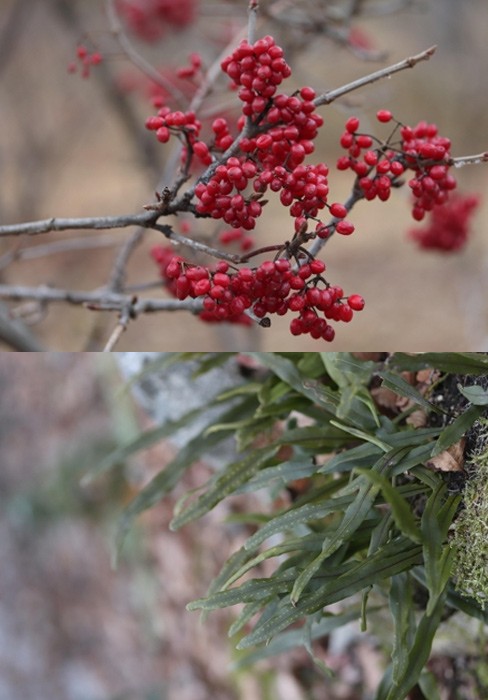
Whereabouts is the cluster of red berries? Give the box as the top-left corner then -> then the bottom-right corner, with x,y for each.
116,0 -> 198,42
145,107 -> 213,165
194,158 -> 262,229
221,35 -> 292,118
193,84 -> 327,229
401,121 -> 456,220
409,194 -> 479,252
238,88 -> 323,169
67,45 -> 103,79
145,35 -> 333,233
337,112 -> 458,220
151,246 -> 364,341
337,112 -> 404,203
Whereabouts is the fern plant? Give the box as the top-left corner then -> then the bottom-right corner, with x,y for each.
95,352 -> 488,699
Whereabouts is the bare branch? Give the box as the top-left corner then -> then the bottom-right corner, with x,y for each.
106,230 -> 146,293
314,45 -> 437,107
0,284 -> 204,314
103,299 -> 136,351
0,212 -> 157,238
449,152 -> 488,168
248,0 -> 259,44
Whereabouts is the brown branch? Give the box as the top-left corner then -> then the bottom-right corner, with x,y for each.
0,212 -> 157,237
314,45 -> 437,107
0,284 -> 204,314
103,299 -> 136,351
0,211 -> 248,265
449,152 -> 488,168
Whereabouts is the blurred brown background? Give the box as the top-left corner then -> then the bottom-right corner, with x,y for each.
1,0 -> 488,350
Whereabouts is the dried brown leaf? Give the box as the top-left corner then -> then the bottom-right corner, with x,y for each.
426,438 -> 465,472
406,409 -> 428,428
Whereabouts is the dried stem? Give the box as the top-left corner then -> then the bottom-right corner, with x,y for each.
248,0 -> 259,44
314,45 -> 437,107
0,284 -> 204,314
449,152 -> 488,168
103,300 -> 136,351
0,212 -> 156,237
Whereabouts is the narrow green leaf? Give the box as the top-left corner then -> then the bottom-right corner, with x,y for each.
384,588 -> 448,700
357,469 -> 422,543
389,572 -> 416,685
214,382 -> 262,401
378,371 -> 443,414
187,567 -> 299,610
320,352 -> 350,388
232,608 -> 362,669
411,568 -> 488,624
229,600 -> 265,637
170,445 -> 279,530
224,534 -> 324,589
457,383 -> 488,405
329,420 -> 392,451
431,404 -> 485,456
243,497 -> 353,553
421,482 -> 458,614
389,352 -> 488,374
244,352 -> 338,410
238,537 -> 422,649
236,457 -> 317,493
320,352 -> 376,385
277,423 -> 352,450
297,352 -> 325,377
290,447 -> 408,604
319,442 -> 382,474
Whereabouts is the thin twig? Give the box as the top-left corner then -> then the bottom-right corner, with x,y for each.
307,188 -> 364,259
106,229 -> 146,292
449,152 -> 488,168
248,0 -> 259,44
0,212 -> 156,237
0,211 -> 247,263
314,45 -> 437,107
0,284 -> 204,314
103,300 -> 135,351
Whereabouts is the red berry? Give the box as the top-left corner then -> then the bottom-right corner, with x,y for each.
347,294 -> 365,311
336,220 -> 355,235
345,116 -> 360,133
310,259 -> 326,274
329,202 -> 347,219
376,110 -> 393,123
300,86 -> 316,101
